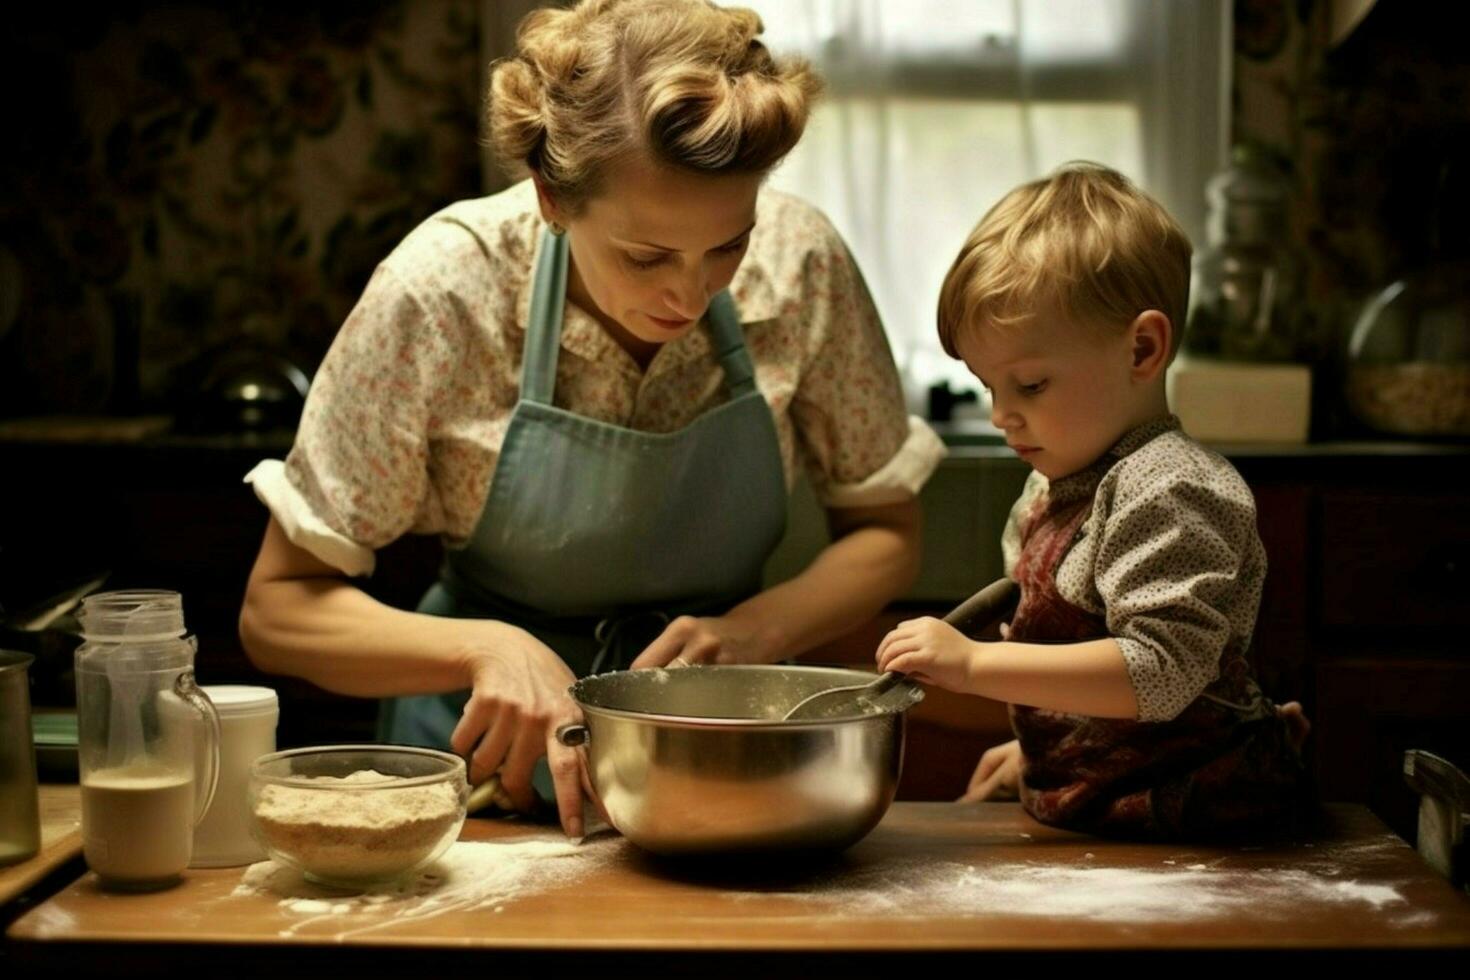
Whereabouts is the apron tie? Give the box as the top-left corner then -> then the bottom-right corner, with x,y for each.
590,610 -> 671,675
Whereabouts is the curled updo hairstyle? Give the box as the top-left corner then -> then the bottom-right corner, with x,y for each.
487,0 -> 822,213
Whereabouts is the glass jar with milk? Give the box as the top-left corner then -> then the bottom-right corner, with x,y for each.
74,590 -> 220,890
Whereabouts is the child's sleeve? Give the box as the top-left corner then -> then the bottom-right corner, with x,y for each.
1093,461 -> 1267,722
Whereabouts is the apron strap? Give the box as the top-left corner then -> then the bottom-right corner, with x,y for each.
520,227 -> 755,403
706,290 -> 758,398
519,226 -> 569,407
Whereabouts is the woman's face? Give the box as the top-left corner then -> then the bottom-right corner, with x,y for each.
546,155 -> 763,355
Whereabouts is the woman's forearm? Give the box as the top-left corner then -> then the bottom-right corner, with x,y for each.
724,499 -> 922,662
240,576 -> 516,699
966,637 -> 1139,719
239,519 -> 503,698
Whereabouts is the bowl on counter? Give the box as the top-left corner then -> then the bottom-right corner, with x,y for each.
248,745 -> 467,888
558,664 -> 922,857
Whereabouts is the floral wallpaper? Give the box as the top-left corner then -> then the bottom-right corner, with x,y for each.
1,2 -> 485,416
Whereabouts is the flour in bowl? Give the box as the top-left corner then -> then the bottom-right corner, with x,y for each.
252,770 -> 463,883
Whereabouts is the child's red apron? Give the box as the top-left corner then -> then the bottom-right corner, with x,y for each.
1007,486 -> 1309,840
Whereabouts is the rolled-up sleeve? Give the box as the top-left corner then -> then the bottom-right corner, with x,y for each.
788,217 -> 945,507
245,264 -> 457,576
1095,465 -> 1266,722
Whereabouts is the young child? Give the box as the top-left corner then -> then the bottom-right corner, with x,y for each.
877,163 -> 1311,840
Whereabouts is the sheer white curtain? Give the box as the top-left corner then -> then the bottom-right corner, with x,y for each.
747,0 -> 1230,407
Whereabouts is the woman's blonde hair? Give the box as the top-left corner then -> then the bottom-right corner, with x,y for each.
487,0 -> 822,212
937,162 -> 1193,358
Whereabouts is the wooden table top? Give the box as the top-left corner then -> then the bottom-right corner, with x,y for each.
7,801 -> 1468,968
0,785 -> 81,907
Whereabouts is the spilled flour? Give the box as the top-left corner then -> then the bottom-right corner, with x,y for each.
723,832 -> 1424,925
231,835 -> 612,938
228,828 -> 1431,935
736,857 -> 1408,923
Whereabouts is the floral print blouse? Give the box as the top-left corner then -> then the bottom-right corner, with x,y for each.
247,180 -> 946,576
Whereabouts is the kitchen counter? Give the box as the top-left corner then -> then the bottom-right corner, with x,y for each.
6,802 -> 1467,973
0,784 -> 81,907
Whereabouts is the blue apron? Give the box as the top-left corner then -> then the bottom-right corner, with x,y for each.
378,226 -> 788,800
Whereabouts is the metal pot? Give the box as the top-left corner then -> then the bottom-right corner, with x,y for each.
557,665 -> 922,856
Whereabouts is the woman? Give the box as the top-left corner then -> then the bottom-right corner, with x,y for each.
240,0 -> 945,839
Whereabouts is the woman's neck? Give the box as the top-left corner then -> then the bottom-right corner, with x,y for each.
566,257 -> 661,371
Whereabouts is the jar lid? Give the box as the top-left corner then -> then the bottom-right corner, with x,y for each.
201,685 -> 279,718
77,590 -> 186,641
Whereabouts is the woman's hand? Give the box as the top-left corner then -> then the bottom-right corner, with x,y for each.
243,521 -> 600,837
451,625 -> 590,837
874,616 -> 981,693
959,739 -> 1022,802
629,614 -> 771,669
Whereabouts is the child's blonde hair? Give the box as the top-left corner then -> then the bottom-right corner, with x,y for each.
487,0 -> 821,213
937,162 -> 1192,358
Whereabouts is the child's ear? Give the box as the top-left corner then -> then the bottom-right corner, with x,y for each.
1128,310 -> 1172,383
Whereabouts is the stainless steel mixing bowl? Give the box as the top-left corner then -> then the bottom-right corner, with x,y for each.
557,665 -> 923,856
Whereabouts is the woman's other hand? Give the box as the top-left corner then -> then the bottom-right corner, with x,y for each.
629,614 -> 769,668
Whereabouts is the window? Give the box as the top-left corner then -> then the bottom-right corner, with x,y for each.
748,0 -> 1230,408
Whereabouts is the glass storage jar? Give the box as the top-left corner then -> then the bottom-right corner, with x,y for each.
1186,144 -> 1302,362
1345,261 -> 1470,437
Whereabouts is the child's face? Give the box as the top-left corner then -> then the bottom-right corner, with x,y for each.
955,310 -> 1146,480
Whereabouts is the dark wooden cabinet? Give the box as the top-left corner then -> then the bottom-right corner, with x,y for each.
1233,450 -> 1470,844
0,433 -> 440,750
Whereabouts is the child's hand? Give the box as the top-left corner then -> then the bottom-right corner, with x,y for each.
874,616 -> 978,692
959,739 -> 1022,802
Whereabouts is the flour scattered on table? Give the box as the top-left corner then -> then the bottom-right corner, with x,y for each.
729,833 -> 1424,926
231,835 -> 613,938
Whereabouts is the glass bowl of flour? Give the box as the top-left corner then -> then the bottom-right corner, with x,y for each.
248,745 -> 467,888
